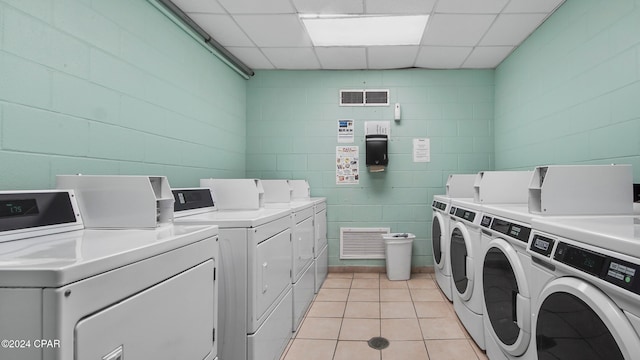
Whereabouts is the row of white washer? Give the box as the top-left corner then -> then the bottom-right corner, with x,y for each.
432,180 -> 640,359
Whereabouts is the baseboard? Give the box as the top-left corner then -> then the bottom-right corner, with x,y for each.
329,266 -> 434,274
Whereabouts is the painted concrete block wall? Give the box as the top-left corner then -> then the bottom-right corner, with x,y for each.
247,70 -> 494,268
495,0 -> 640,180
0,0 -> 247,190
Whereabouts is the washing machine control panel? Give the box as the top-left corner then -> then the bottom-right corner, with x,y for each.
173,188 -> 215,212
0,191 -> 79,234
453,207 -> 475,222
432,201 -> 447,211
554,242 -> 640,296
480,216 -> 492,228
490,218 -> 531,243
530,234 -> 555,257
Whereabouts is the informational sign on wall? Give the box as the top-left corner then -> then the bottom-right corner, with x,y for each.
337,119 -> 354,143
413,138 -> 431,162
336,146 -> 359,184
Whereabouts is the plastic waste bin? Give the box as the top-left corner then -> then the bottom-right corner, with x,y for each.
382,233 -> 415,280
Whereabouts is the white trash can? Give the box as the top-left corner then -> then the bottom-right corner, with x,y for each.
382,233 -> 415,280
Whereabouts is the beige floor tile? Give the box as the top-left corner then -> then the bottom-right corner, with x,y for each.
296,317 -> 342,340
316,288 -> 350,302
351,278 -> 380,288
333,341 -> 381,360
307,301 -> 346,318
380,288 -> 412,302
339,318 -> 380,340
280,339 -> 294,360
322,278 -> 353,289
348,288 -> 380,302
413,273 -> 431,279
344,301 -> 380,319
282,339 -> 337,360
380,302 -> 416,319
353,272 -> 380,279
410,288 -> 445,302
419,318 -> 467,340
407,278 -> 438,289
327,272 -> 354,279
425,339 -> 479,360
381,340 -> 429,360
380,278 -> 409,289
414,301 -> 454,318
381,318 -> 423,340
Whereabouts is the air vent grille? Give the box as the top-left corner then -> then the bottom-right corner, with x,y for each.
340,89 -> 389,106
340,227 -> 390,259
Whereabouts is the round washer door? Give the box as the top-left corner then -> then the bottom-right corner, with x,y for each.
432,212 -> 446,269
534,277 -> 640,360
450,222 -> 474,300
482,238 -> 531,356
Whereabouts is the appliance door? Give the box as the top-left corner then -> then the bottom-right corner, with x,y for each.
482,237 -> 531,356
293,215 -> 314,282
314,208 -> 327,256
450,222 -> 474,301
432,211 -> 447,270
534,277 -> 640,360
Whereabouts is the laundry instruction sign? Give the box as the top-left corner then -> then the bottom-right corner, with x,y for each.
336,146 -> 359,184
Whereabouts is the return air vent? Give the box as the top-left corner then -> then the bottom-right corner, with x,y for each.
340,89 -> 389,106
340,227 -> 390,259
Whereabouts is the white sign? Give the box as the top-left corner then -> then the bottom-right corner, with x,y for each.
337,119 -> 354,143
413,138 -> 430,162
336,146 -> 359,184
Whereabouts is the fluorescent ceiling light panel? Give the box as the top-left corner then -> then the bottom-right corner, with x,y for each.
301,15 -> 429,46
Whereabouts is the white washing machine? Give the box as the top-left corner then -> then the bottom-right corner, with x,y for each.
527,216 -> 640,360
262,180 -> 315,332
432,173 -> 476,302
0,190 -> 219,360
480,204 -> 535,360
176,182 -> 293,360
449,197 -> 486,349
288,180 -> 328,293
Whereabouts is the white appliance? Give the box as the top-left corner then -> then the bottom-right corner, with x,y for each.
0,190 -> 219,360
288,180 -> 327,293
449,170 -> 533,350
480,164 -> 634,360
262,179 -> 315,332
176,182 -> 293,360
432,173 -> 476,302
527,216 -> 640,360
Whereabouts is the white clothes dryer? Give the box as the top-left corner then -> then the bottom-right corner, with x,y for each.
174,185 -> 293,360
480,204 -> 535,360
527,216 -> 640,360
432,174 -> 476,302
449,197 -> 486,349
0,190 -> 219,360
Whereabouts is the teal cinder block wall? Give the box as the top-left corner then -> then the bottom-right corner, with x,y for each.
495,0 -> 640,178
246,70 -> 495,268
0,0 -> 247,190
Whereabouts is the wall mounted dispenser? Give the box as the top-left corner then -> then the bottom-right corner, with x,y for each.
366,134 -> 388,172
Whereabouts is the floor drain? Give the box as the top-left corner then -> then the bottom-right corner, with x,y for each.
368,337 -> 390,350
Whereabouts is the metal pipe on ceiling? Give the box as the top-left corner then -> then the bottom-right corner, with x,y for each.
148,0 -> 255,79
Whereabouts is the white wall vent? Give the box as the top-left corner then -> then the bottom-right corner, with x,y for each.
340,89 -> 389,106
340,227 -> 390,259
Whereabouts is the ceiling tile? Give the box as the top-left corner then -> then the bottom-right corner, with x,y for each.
503,0 -> 566,13
217,0 -> 295,14
188,14 -> 254,46
480,14 -> 548,46
227,47 -> 274,69
292,0 -> 364,14
262,48 -> 321,69
316,47 -> 367,69
171,0 -> 226,13
365,0 -> 435,14
435,0 -> 509,14
422,14 -> 496,46
463,46 -> 514,68
234,14 -> 312,47
415,46 -> 472,68
367,46 -> 419,69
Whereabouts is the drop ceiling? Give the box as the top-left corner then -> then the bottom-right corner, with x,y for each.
169,0 -> 565,71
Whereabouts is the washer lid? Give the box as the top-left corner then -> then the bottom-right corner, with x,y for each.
173,207 -> 290,228
0,224 -> 217,287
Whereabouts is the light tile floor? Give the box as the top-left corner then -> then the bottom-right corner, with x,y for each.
281,272 -> 488,360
